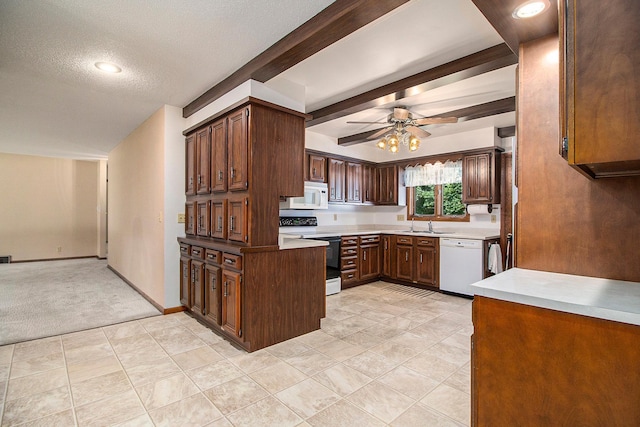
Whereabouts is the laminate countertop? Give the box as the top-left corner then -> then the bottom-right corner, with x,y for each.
470,268 -> 640,326
299,227 -> 500,241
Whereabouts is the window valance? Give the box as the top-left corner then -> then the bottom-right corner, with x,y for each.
404,160 -> 462,187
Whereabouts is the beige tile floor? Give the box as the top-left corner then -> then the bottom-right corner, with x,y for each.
0,281 -> 472,426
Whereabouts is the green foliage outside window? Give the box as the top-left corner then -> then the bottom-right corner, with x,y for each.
415,185 -> 435,215
414,182 -> 465,217
442,182 -> 465,216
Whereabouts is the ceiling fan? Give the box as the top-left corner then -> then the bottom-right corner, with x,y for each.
347,107 -> 458,153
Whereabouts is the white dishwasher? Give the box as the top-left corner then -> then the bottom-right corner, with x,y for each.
439,238 -> 483,297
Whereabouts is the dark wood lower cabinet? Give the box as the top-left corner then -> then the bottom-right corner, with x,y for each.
178,238 -> 325,352
472,296 -> 640,426
191,260 -> 204,315
204,264 -> 221,325
396,244 -> 414,281
180,256 -> 191,307
221,269 -> 242,338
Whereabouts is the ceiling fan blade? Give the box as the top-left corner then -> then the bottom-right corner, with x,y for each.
414,116 -> 458,125
346,120 -> 388,124
406,126 -> 431,138
393,107 -> 410,120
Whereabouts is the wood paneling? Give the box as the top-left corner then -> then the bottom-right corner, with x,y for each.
473,296 -> 640,426
517,35 -> 640,282
308,44 -> 517,126
183,0 -> 409,117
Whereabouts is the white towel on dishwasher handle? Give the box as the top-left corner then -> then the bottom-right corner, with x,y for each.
488,243 -> 503,274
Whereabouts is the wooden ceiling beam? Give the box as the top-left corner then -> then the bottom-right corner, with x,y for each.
182,0 -> 410,118
307,43 -> 517,127
338,96 -> 516,146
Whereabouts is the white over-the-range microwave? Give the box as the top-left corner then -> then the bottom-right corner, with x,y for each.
279,181 -> 329,210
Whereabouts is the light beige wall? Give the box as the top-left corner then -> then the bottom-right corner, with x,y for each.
0,153 -> 98,261
108,107 -> 165,306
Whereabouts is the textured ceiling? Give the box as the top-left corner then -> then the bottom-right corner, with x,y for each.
0,0 -> 517,160
0,0 -> 334,159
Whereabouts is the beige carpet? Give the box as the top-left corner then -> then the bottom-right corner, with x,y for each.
0,258 -> 161,345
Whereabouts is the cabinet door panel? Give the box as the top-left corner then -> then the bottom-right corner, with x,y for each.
211,118 -> 228,193
309,155 -> 326,182
346,162 -> 362,203
382,236 -> 393,278
180,256 -> 191,307
211,199 -> 227,240
222,270 -> 242,338
328,158 -> 345,202
416,247 -> 437,286
228,198 -> 248,243
228,108 -> 249,191
196,201 -> 210,237
196,127 -> 211,195
205,264 -> 221,325
396,245 -> 413,281
185,202 -> 196,235
191,260 -> 205,315
363,164 -> 376,204
185,135 -> 196,196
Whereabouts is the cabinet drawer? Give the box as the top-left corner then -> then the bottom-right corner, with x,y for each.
341,269 -> 358,285
205,249 -> 222,264
341,256 -> 358,270
341,246 -> 358,257
222,253 -> 243,270
396,236 -> 414,246
416,237 -> 437,247
179,243 -> 190,255
341,236 -> 358,246
190,246 -> 205,259
358,235 -> 380,245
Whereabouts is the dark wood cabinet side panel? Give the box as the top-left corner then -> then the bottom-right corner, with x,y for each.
517,35 -> 640,282
243,248 -> 325,350
473,296 -> 640,426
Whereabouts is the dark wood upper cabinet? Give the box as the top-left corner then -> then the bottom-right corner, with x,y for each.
185,134 -> 196,196
377,165 -> 398,205
228,108 -> 249,191
362,164 -> 376,204
309,154 -> 326,182
346,162 -> 362,203
210,199 -> 227,241
211,118 -> 228,193
228,198 -> 248,243
195,126 -> 211,194
185,202 -> 195,236
462,150 -> 501,205
560,0 -> 640,178
196,201 -> 210,237
328,158 -> 346,202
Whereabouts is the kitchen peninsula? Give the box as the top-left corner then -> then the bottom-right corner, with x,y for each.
470,269 -> 640,426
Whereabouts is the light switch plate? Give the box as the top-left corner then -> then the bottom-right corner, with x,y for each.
177,213 -> 186,223
397,214 -> 405,221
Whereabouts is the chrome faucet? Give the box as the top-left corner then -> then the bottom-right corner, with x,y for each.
410,219 -> 415,232
428,220 -> 433,232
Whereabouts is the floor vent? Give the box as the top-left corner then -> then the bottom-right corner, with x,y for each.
0,256 -> 11,264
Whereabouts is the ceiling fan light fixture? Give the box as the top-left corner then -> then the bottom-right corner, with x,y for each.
389,145 -> 399,153
512,0 -> 549,19
377,138 -> 387,150
388,135 -> 399,147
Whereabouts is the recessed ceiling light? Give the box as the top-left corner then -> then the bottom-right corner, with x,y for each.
94,62 -> 122,73
512,0 -> 550,19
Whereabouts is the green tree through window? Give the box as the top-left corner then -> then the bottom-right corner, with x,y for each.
410,182 -> 467,220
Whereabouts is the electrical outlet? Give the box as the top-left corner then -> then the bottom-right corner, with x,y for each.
177,213 -> 186,223
491,214 -> 497,223
397,214 -> 405,221
57,247 -> 62,253
158,211 -> 163,223
333,214 -> 338,221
